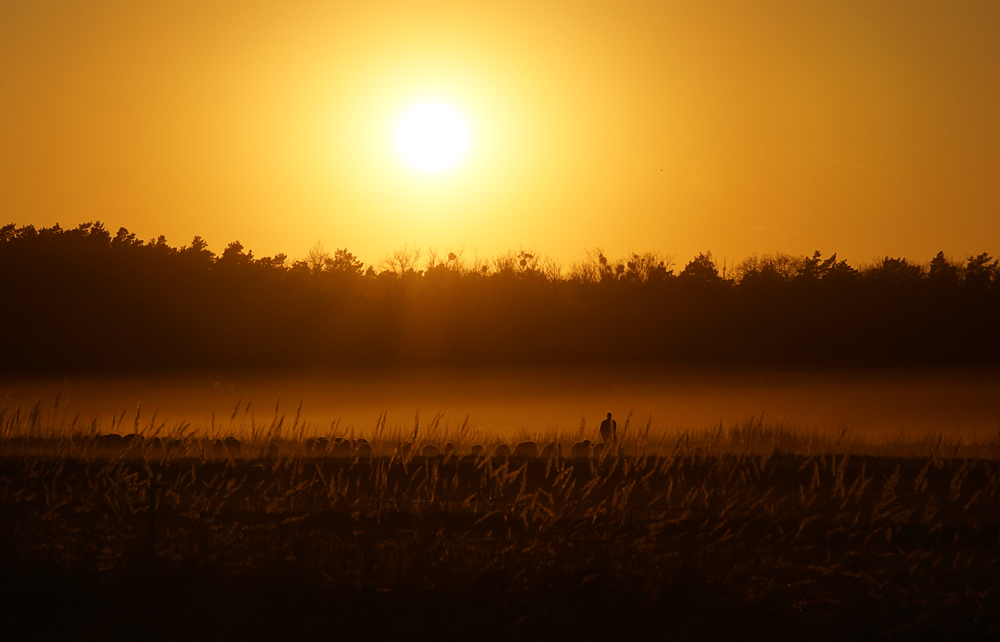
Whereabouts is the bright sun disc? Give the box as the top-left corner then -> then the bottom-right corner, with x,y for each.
397,104 -> 468,171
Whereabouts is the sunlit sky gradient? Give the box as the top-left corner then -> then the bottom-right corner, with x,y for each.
2,1 -> 998,268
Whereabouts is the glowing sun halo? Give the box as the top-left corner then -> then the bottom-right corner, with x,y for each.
396,104 -> 468,171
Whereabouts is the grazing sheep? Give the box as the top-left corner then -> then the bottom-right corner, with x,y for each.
444,443 -> 457,456
224,436 -> 241,457
513,441 -> 538,458
470,444 -> 485,458
542,441 -> 562,459
316,437 -> 330,454
494,444 -> 511,459
166,439 -> 185,456
304,438 -> 319,454
422,444 -> 441,457
148,437 -> 164,457
211,439 -> 227,458
265,442 -> 280,459
593,443 -> 606,459
540,442 -> 562,459
122,434 -> 143,451
570,440 -> 591,459
331,438 -> 352,458
97,434 -> 124,452
354,439 -> 372,458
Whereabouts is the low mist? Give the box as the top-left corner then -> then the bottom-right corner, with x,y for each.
5,366 -> 999,442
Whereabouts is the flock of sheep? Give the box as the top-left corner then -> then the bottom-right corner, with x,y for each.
70,433 -> 622,460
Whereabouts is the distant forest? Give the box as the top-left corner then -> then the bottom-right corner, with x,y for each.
2,222 -> 998,373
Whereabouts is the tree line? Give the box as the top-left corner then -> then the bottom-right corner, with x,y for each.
1,221 -> 998,373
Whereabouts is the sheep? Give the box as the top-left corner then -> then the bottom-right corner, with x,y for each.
331,438 -> 352,458
304,438 -> 319,454
354,439 -> 372,458
224,436 -> 241,458
122,434 -> 143,450
494,444 -> 511,459
422,444 -> 441,458
315,437 -> 330,454
570,440 -> 591,459
540,442 -> 562,459
593,443 -> 606,459
97,433 -> 125,448
265,442 -> 280,459
444,443 -> 457,456
96,434 -> 124,454
166,439 -> 185,457
211,439 -> 227,458
148,437 -> 164,457
470,444 -> 485,458
513,441 -> 538,458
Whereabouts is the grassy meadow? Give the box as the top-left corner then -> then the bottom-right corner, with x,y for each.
3,396 -> 1000,640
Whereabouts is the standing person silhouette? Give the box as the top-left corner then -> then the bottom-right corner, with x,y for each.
599,412 -> 617,444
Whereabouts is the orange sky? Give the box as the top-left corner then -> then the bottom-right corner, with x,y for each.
2,1 -> 998,268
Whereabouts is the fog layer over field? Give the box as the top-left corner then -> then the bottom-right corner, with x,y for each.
3,368 -> 999,442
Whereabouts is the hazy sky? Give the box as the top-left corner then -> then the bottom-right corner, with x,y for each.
2,1 -> 998,268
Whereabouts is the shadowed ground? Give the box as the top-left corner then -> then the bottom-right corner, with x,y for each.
3,446 -> 999,640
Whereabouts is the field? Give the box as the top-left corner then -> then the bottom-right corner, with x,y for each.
3,396 -> 1000,641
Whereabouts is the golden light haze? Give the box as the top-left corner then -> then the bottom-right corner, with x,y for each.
2,1 -> 998,267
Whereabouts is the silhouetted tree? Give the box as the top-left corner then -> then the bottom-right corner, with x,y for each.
928,251 -> 960,286
679,251 -> 724,284
964,253 -> 997,291
1,222 -> 997,372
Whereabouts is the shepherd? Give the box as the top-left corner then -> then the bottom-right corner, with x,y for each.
599,412 -> 617,444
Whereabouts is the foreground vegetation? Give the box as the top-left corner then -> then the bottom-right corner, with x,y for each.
3,404 -> 1000,640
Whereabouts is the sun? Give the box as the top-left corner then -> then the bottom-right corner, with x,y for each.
396,103 -> 469,171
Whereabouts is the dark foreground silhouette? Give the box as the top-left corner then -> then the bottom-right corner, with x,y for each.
2,434 -> 1000,640
2,222 -> 998,373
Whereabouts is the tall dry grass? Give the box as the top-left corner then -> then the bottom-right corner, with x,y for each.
2,396 -> 1000,637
